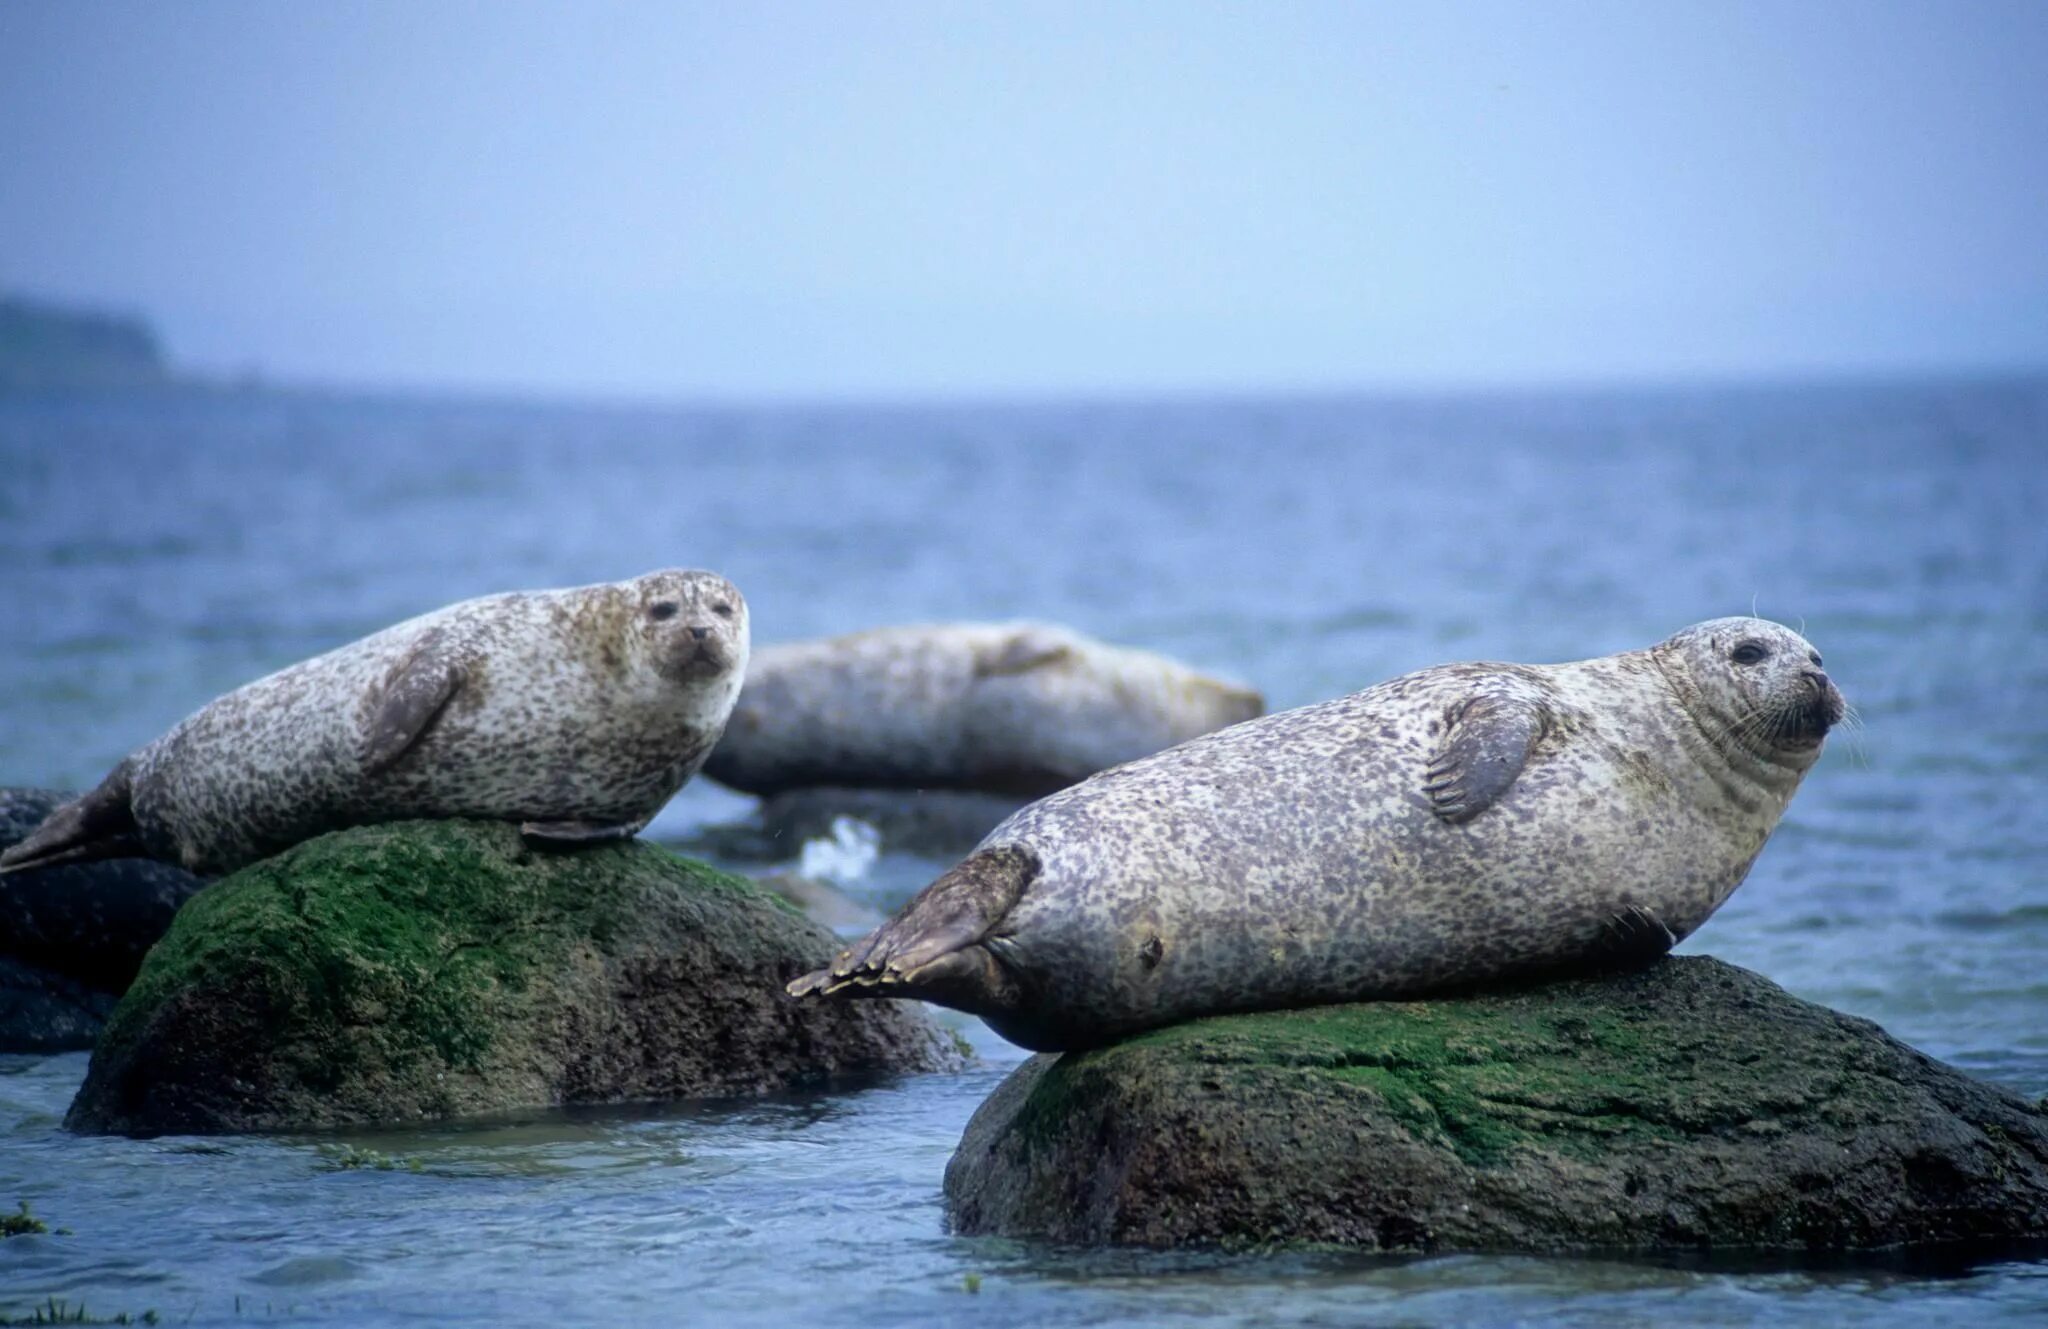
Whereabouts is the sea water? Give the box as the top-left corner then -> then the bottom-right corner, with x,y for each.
2,376 -> 2044,1325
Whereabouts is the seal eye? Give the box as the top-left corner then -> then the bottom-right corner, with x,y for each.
1809,651 -> 1823,668
1730,641 -> 1770,666
648,601 -> 679,622
712,602 -> 735,619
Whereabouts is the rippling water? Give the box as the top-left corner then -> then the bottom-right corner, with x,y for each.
2,377 -> 2045,1324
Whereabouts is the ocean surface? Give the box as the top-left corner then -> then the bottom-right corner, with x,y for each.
1,377 -> 2045,1325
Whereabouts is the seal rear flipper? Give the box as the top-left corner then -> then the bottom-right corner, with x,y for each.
519,816 -> 650,848
787,843 -> 1038,996
360,631 -> 469,774
0,763 -> 142,876
800,943 -> 1026,1018
1423,694 -> 1545,824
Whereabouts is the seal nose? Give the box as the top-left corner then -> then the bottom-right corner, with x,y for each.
1800,668 -> 1845,735
691,626 -> 711,641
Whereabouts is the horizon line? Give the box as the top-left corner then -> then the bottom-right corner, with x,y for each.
21,355 -> 2040,418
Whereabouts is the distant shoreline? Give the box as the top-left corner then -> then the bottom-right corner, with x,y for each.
3,362 -> 2043,422
0,293 -> 174,392
2,293 -> 2041,412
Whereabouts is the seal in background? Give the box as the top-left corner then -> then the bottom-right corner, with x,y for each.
704,622 -> 1262,799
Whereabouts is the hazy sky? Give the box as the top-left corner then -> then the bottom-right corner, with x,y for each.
3,1 -> 2044,399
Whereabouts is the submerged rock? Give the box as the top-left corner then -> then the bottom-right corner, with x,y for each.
945,957 -> 2048,1253
1,787 -> 209,1052
66,820 -> 964,1135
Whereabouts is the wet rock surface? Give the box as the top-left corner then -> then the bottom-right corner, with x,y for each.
66,819 -> 965,1134
946,957 -> 2048,1254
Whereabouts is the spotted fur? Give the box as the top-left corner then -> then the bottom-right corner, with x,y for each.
1,570 -> 749,876
704,622 -> 1264,797
792,617 -> 1846,1051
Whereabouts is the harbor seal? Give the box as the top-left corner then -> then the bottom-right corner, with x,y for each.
1,569 -> 749,877
790,617 -> 1845,1051
703,623 -> 1263,799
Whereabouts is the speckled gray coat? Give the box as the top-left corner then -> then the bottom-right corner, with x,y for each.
703,623 -> 1263,797
2,570 -> 748,877
795,618 -> 1846,1051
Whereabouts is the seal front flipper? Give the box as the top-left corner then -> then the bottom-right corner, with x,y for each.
1422,694 -> 1545,824
0,762 -> 143,876
788,844 -> 1037,1004
1592,903 -> 1679,970
974,627 -> 1076,679
519,816 -> 650,848
360,632 -> 469,775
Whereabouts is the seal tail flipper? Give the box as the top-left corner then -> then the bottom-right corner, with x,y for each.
787,843 -> 1038,999
0,763 -> 143,876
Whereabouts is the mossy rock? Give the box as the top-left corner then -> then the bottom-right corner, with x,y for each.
65,820 -> 964,1134
945,957 -> 2048,1253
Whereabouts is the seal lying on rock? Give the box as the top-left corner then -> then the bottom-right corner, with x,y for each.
2,570 -> 748,877
703,622 -> 1263,798
792,617 -> 1845,1051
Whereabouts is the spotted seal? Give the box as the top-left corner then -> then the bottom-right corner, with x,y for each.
703,622 -> 1263,799
1,570 -> 749,877
791,617 -> 1845,1051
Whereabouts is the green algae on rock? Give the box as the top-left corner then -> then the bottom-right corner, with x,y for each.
945,957 -> 2048,1253
1,1200 -> 49,1238
64,820 -> 963,1135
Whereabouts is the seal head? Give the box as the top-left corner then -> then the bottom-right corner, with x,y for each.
1651,617 -> 1845,776
633,569 -> 747,685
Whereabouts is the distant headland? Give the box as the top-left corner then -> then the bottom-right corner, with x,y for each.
0,293 -> 172,391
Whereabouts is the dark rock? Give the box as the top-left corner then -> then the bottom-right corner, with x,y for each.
0,954 -> 118,1053
679,786 -> 1025,863
1,788 -> 210,992
1,787 -> 210,1051
66,819 -> 966,1135
945,957 -> 2048,1254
